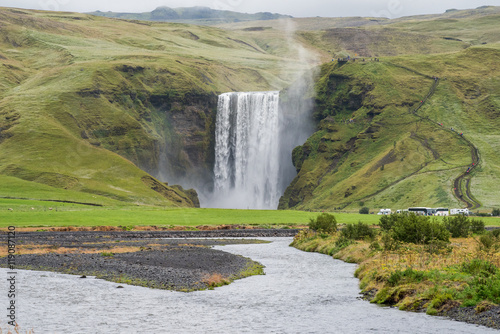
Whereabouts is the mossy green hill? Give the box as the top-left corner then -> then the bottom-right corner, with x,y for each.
279,46 -> 500,211
0,7 -> 309,207
0,6 -> 499,211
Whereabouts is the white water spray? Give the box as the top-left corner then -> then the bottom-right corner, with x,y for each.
211,91 -> 281,209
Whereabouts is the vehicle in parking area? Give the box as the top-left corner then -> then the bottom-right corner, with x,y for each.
450,208 -> 469,216
377,209 -> 392,215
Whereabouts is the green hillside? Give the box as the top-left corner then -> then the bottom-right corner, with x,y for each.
0,7 -> 308,207
275,7 -> 500,211
279,46 -> 500,211
0,6 -> 499,211
219,6 -> 500,65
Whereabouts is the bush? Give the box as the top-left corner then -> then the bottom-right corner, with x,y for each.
492,208 -> 500,217
359,207 -> 370,214
381,233 -> 400,251
425,239 -> 452,254
443,215 -> 470,238
462,276 -> 500,306
387,267 -> 426,287
443,216 -> 485,236
378,213 -> 401,231
470,219 -> 485,234
308,213 -> 337,233
335,235 -> 354,249
341,221 -> 376,240
492,229 -> 500,238
461,259 -> 498,277
473,212 -> 491,217
391,214 -> 450,244
478,234 -> 496,251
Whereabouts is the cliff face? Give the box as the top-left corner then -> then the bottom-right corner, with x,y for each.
151,91 -> 217,188
39,64 -> 216,206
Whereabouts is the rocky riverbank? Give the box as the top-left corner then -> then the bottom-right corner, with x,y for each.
0,230 -> 298,291
360,289 -> 500,330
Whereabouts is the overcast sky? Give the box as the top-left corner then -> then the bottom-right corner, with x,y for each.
1,0 -> 498,18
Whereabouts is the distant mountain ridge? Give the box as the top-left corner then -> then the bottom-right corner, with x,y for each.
88,6 -> 292,24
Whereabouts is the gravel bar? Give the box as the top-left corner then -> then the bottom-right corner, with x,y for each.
1,230 -> 299,291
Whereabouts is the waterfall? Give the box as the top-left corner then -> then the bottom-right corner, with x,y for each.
212,91 -> 281,209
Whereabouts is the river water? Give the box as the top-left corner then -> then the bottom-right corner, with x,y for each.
1,238 -> 496,333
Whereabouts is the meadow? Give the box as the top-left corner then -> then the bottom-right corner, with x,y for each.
1,198 -> 499,228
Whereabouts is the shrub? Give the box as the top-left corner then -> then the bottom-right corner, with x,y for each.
369,240 -> 382,251
470,219 -> 485,234
492,208 -> 500,216
492,229 -> 500,238
203,273 -> 230,288
458,259 -> 500,306
378,213 -> 401,231
443,216 -> 485,236
391,214 -> 450,244
387,267 -> 426,287
443,215 -> 470,238
381,233 -> 400,251
477,233 -> 500,252
460,275 -> 500,306
424,239 -> 452,254
308,213 -> 337,233
341,221 -> 376,240
461,259 -> 498,276
335,235 -> 353,249
359,207 -> 370,214
100,252 -> 114,257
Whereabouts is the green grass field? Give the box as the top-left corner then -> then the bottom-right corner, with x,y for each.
1,198 -> 498,228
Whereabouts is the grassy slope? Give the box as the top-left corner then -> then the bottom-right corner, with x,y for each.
220,7 -> 500,61
272,8 -> 500,212
0,8 -> 309,207
279,45 -> 500,211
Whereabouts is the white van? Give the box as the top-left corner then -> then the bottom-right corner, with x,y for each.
434,208 -> 449,216
450,208 -> 469,216
377,209 -> 392,215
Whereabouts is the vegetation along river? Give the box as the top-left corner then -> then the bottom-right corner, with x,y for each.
2,238 -> 497,333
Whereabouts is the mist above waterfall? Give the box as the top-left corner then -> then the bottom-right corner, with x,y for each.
156,18 -> 318,209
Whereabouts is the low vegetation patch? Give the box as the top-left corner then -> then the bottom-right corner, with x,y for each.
202,273 -> 230,288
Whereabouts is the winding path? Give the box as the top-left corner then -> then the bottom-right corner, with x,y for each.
408,75 -> 481,209
341,64 -> 481,209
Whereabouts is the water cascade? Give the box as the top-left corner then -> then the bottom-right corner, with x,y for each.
212,91 -> 281,209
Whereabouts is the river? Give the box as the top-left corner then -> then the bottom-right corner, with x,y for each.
1,238 -> 496,333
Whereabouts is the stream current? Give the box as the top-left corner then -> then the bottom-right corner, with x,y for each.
1,238 -> 496,333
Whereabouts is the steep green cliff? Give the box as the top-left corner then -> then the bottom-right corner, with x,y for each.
280,46 -> 500,210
